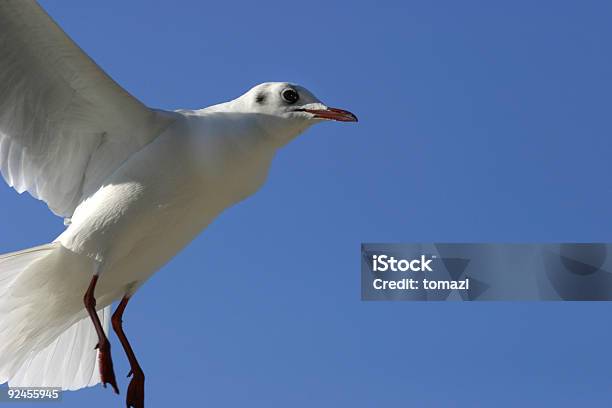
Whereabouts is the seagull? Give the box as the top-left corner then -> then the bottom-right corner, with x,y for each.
0,1 -> 357,407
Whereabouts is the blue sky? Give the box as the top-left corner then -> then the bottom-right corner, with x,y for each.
2,0 -> 612,406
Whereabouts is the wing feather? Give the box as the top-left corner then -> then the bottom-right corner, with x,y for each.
0,1 -> 174,217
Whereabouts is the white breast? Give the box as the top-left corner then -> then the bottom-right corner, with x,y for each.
56,111 -> 276,287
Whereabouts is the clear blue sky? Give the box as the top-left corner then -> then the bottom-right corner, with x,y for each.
2,0 -> 612,406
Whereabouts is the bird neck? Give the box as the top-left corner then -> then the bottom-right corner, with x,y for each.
197,101 -> 312,148
253,115 -> 312,148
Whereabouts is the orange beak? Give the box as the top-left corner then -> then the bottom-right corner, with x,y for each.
296,107 -> 358,122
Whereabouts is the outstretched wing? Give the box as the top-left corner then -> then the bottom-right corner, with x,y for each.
0,1 -> 174,218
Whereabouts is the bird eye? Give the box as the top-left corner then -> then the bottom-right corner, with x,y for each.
281,89 -> 299,104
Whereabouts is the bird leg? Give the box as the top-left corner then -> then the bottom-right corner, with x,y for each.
112,296 -> 145,408
84,275 -> 120,394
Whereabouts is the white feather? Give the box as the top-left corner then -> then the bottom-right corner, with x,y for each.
9,307 -> 110,390
0,0 -> 174,218
0,244 -> 113,390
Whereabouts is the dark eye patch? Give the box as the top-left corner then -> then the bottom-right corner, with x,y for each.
255,93 -> 266,104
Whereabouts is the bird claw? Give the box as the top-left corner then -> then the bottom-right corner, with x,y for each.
125,368 -> 145,408
97,341 -> 120,394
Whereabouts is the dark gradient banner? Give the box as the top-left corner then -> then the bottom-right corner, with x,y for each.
361,243 -> 612,301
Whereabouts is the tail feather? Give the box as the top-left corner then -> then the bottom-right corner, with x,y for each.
9,307 -> 110,390
0,243 -> 109,390
0,245 -> 55,296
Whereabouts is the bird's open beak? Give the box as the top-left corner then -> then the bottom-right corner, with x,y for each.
295,107 -> 358,122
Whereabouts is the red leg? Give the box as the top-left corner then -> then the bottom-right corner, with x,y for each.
112,296 -> 145,408
84,275 -> 119,394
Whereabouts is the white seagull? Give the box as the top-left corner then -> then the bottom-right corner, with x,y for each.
0,1 -> 357,407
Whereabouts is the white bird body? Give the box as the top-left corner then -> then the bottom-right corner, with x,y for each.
0,0 -> 356,397
58,108 -> 278,296
0,98 -> 307,390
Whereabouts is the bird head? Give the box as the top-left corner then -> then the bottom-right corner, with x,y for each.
231,82 -> 357,146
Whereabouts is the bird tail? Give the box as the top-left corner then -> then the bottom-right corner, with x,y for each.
0,243 -> 109,390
